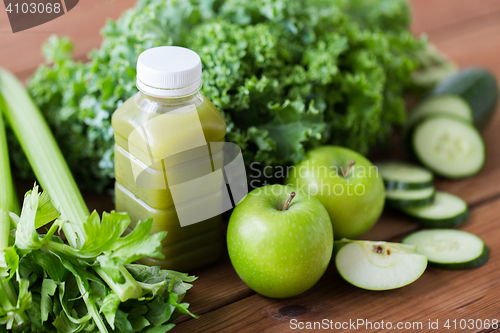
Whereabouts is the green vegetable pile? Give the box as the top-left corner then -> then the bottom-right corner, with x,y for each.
0,69 -> 196,332
20,0 -> 425,191
4,190 -> 196,332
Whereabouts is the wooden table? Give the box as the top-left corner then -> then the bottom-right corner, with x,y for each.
2,1 -> 500,332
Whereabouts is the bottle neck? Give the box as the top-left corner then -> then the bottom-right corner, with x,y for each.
136,87 -> 204,114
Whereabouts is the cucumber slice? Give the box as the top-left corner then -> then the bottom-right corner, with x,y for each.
400,191 -> 469,228
335,240 -> 427,290
411,116 -> 485,178
377,162 -> 433,190
408,95 -> 473,126
402,229 -> 489,270
386,186 -> 435,208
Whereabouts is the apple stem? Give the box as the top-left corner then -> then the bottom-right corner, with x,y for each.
282,192 -> 296,211
342,160 -> 356,178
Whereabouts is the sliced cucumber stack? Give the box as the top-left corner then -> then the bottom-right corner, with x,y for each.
385,186 -> 435,208
400,191 -> 469,228
411,116 -> 485,178
377,162 -> 433,190
403,229 -> 489,270
335,240 -> 427,290
408,95 -> 473,127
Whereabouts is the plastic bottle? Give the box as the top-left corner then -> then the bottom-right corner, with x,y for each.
112,46 -> 226,271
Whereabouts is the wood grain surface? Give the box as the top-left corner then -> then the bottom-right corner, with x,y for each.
175,197 -> 500,332
0,0 -> 136,81
1,0 -> 499,332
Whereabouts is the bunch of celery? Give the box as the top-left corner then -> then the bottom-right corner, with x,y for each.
0,68 -> 196,332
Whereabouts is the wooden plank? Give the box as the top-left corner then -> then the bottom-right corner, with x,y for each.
429,14 -> 500,79
410,0 -> 500,35
174,197 -> 500,333
0,0 -> 136,81
179,254 -> 254,317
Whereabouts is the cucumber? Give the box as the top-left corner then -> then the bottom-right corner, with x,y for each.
411,116 -> 485,178
386,186 -> 435,208
376,162 -> 433,190
431,67 -> 499,130
400,191 -> 469,228
408,95 -> 473,127
402,229 -> 489,270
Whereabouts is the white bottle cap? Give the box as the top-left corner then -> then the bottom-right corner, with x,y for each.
136,46 -> 202,98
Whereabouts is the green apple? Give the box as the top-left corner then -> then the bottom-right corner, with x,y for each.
285,146 -> 384,239
227,185 -> 333,298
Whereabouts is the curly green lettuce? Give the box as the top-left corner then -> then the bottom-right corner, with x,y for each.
20,0 -> 424,192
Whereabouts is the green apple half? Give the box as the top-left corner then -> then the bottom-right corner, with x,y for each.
286,146 -> 385,239
227,185 -> 333,298
335,240 -> 428,290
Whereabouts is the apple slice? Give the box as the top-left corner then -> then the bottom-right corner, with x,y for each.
335,240 -> 427,290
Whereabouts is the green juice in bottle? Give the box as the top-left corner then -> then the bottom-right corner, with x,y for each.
112,46 -> 226,271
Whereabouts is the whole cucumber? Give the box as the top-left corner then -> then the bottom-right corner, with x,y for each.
431,67 -> 498,130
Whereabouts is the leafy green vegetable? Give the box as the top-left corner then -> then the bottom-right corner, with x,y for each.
21,0 -> 425,192
8,187 -> 196,332
15,185 -> 62,253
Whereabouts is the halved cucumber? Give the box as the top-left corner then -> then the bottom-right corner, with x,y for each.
376,162 -> 433,190
402,229 -> 489,270
408,95 -> 473,126
386,186 -> 435,208
335,240 -> 427,290
411,116 -> 485,178
400,191 -> 469,228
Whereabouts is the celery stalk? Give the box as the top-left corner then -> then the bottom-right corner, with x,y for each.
0,110 -> 28,328
0,114 -> 13,251
0,69 -> 87,249
0,68 -> 141,330
75,275 -> 108,333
